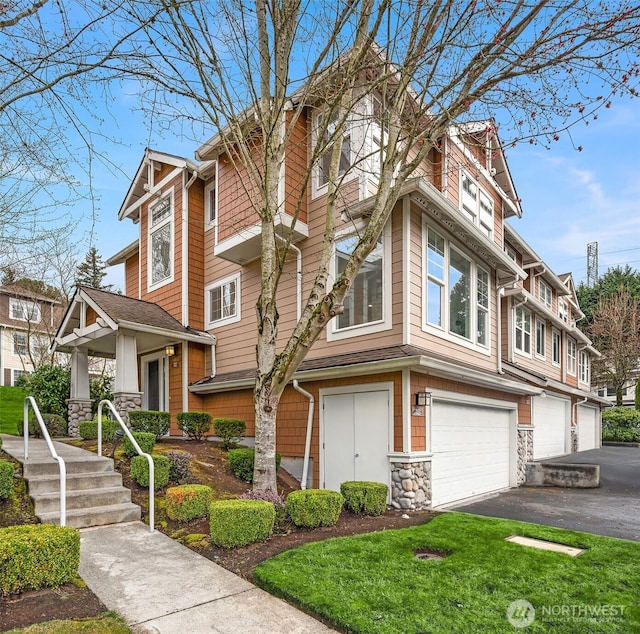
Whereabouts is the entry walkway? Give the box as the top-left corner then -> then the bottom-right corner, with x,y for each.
80,520 -> 334,633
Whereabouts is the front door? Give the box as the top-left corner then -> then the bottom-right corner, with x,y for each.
142,353 -> 168,411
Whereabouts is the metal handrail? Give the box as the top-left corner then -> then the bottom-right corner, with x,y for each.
97,400 -> 155,532
23,396 -> 66,527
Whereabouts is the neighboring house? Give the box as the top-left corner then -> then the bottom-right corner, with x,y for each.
53,103 -> 607,509
0,285 -> 63,386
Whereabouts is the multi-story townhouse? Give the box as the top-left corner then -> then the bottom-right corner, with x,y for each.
54,106 -> 606,510
0,285 -> 62,386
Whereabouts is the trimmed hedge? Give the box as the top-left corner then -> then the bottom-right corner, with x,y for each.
176,411 -> 211,441
340,481 -> 388,516
130,454 -> 171,490
285,489 -> 343,528
17,413 -> 67,438
122,431 -> 156,457
210,499 -> 275,548
166,484 -> 212,521
228,448 -> 281,483
0,524 -> 80,596
79,419 -> 119,441
213,418 -> 246,450
0,459 -> 14,499
602,407 -> 640,429
128,410 -> 170,438
602,427 -> 640,442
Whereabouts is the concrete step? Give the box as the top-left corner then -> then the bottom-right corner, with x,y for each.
38,502 -> 142,529
33,486 -> 133,514
28,471 -> 124,495
22,455 -> 115,478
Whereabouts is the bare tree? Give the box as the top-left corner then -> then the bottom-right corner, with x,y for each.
118,0 -> 640,490
588,289 -> 640,406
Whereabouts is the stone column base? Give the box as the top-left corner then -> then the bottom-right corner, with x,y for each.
390,458 -> 432,510
66,399 -> 93,438
517,426 -> 534,485
570,426 -> 578,453
112,392 -> 142,425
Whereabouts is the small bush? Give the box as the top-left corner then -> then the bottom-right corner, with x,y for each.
176,411 -> 212,441
209,500 -> 275,548
240,489 -> 289,532
340,481 -> 388,516
122,431 -> 156,457
602,407 -> 640,430
213,418 -> 246,450
167,450 -> 192,483
0,459 -> 14,499
79,419 -> 119,441
228,448 -> 281,483
22,364 -> 70,419
130,454 -> 171,490
602,427 -> 640,443
128,410 -> 170,438
285,489 -> 343,528
166,484 -> 212,521
17,413 -> 67,438
0,524 -> 80,596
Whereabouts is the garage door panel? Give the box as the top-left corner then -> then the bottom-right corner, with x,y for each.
431,401 -> 512,507
578,405 -> 599,452
533,395 -> 568,459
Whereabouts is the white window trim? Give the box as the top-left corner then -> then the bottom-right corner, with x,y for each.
514,305 -> 532,358
9,298 -> 41,323
535,317 -> 546,359
327,221 -> 392,341
147,188 -> 175,291
205,272 -> 241,329
459,169 -> 494,238
204,165 -> 218,237
505,245 -> 517,262
13,332 -> 28,356
551,328 -> 561,367
422,219 -> 491,355
567,337 -> 577,376
538,279 -> 552,308
558,299 -> 568,324
578,350 -> 590,385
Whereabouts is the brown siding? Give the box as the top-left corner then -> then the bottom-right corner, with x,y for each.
285,111 -> 308,225
125,253 -> 140,298
187,181 -> 206,330
86,307 -> 98,327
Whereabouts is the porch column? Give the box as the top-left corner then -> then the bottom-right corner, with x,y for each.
66,348 -> 92,437
113,332 -> 142,423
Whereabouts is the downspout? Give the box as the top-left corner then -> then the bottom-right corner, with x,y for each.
496,275 -> 519,374
293,379 -> 314,490
210,342 -> 217,378
573,395 -> 589,437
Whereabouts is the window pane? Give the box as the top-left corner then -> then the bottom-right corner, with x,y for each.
210,280 -> 237,322
477,269 -> 488,309
477,310 -> 487,346
208,187 -> 217,224
151,198 -> 171,226
151,224 -> 171,285
449,249 -> 471,339
336,234 -> 383,329
427,280 -> 443,327
427,229 -> 445,280
318,114 -> 350,188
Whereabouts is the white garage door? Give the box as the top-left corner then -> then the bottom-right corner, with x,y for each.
578,404 -> 600,452
431,400 -> 513,507
533,394 -> 569,459
322,386 -> 391,492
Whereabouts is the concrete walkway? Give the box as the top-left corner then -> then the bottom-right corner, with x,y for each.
80,521 -> 335,633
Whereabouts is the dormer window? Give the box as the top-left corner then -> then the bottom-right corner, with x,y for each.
460,171 -> 493,238
539,280 -> 552,307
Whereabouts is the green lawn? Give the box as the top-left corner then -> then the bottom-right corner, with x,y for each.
0,386 -> 26,435
255,513 -> 640,633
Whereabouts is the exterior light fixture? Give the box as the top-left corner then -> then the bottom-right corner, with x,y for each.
164,345 -> 176,357
415,391 -> 432,407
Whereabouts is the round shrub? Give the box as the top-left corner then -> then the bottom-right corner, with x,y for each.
0,459 -> 14,499
79,419 -> 119,441
122,431 -> 156,457
167,450 -> 192,483
176,411 -> 212,441
128,410 -> 170,438
166,484 -> 212,521
240,489 -> 289,532
285,489 -> 343,528
340,481 -> 388,516
213,418 -> 246,450
209,500 -> 275,548
228,448 -> 281,483
17,413 -> 67,439
0,524 -> 80,596
130,454 -> 171,490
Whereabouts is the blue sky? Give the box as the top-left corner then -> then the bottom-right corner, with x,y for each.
95,93 -> 640,290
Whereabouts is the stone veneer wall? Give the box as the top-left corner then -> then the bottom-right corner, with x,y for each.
517,427 -> 534,484
390,461 -> 431,510
112,392 -> 142,424
66,399 -> 93,437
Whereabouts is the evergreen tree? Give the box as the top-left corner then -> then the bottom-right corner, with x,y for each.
75,247 -> 113,291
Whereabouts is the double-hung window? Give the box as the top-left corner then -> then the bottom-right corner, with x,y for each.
425,225 -> 490,349
514,306 -> 531,355
539,280 -> 552,307
535,318 -> 546,358
567,338 -> 577,375
558,299 -> 568,323
9,299 -> 40,323
316,111 -> 351,192
578,351 -> 590,384
552,329 -> 561,366
13,332 -> 28,356
205,273 -> 241,328
149,193 -> 173,289
460,171 -> 493,237
204,163 -> 217,230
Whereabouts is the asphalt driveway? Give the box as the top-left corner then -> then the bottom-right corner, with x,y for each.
454,446 -> 640,541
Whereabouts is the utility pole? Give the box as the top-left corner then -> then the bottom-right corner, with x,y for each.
586,241 -> 598,287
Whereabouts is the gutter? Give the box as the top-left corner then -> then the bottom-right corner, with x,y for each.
293,380 -> 314,490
